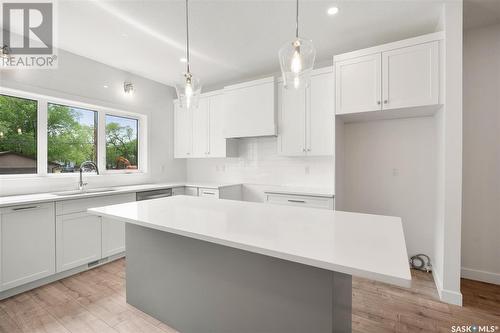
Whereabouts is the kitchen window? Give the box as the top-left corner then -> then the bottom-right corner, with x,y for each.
105,115 -> 139,170
47,103 -> 98,173
0,94 -> 38,175
0,88 -> 147,177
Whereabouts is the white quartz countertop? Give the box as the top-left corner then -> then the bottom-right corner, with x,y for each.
0,182 -> 240,208
88,196 -> 411,287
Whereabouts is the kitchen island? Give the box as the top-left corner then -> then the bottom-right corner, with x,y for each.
89,195 -> 411,333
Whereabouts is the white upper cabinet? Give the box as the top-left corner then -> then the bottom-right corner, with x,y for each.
209,93 -> 235,157
335,54 -> 382,115
174,100 -> 193,158
223,77 -> 276,138
192,97 -> 210,157
278,68 -> 334,157
278,80 -> 306,156
334,33 -> 442,117
307,70 -> 335,156
382,41 -> 439,110
174,93 -> 236,159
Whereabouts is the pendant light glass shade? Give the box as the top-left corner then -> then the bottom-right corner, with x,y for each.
175,72 -> 201,109
278,0 -> 316,89
279,37 -> 316,89
175,0 -> 201,109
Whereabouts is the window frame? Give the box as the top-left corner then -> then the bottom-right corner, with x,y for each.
0,87 -> 148,179
104,114 -> 140,173
0,92 -> 39,176
47,102 -> 99,174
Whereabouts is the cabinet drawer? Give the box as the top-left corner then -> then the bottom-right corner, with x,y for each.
265,193 -> 334,210
184,187 -> 199,196
56,193 -> 136,215
199,188 -> 219,198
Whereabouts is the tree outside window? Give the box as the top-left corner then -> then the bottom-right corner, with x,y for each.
47,103 -> 97,173
0,95 -> 38,174
105,115 -> 138,170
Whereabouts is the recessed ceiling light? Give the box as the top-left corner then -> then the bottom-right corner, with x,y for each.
327,6 -> 339,15
180,57 -> 187,63
103,85 -> 109,88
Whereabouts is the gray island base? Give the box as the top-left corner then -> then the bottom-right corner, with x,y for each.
126,224 -> 352,333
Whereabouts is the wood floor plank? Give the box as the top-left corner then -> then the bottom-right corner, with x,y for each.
0,258 -> 498,333
0,305 -> 23,333
0,292 -> 70,333
30,283 -> 118,333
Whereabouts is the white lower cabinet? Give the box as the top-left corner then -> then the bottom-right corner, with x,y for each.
172,187 -> 186,196
199,188 -> 220,198
184,186 -> 199,196
0,203 -> 56,291
55,193 -> 136,273
56,212 -> 102,272
264,192 -> 334,210
101,217 -> 125,258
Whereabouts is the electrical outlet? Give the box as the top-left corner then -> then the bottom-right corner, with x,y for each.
392,168 -> 399,176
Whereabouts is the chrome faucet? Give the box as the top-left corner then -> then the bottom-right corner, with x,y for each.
79,161 -> 99,191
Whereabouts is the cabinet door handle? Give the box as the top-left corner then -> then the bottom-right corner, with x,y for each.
377,101 -> 381,105
288,199 -> 306,203
302,148 -> 306,152
203,191 -> 215,195
383,100 -> 388,104
12,205 -> 40,211
307,148 -> 311,152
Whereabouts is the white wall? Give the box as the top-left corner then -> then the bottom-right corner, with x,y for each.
0,49 -> 185,196
186,137 -> 334,202
461,23 -> 500,285
338,117 -> 437,262
432,1 -> 463,306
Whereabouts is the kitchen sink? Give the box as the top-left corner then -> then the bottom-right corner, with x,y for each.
52,188 -> 117,196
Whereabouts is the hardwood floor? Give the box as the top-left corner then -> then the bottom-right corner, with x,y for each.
0,259 -> 498,333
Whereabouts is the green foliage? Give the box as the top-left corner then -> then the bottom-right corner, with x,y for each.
47,103 -> 96,169
0,95 -> 138,172
0,95 -> 38,158
106,121 -> 138,169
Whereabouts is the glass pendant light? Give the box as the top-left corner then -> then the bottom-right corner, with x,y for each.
175,0 -> 201,109
278,0 -> 316,89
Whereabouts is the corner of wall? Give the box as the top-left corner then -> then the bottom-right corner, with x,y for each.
432,268 -> 463,306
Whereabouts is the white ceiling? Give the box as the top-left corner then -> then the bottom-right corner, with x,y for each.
57,0 -> 443,89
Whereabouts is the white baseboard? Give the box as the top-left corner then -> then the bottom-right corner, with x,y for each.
432,269 -> 463,306
462,267 -> 500,285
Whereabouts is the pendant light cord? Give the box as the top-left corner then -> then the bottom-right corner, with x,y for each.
185,0 -> 190,73
295,0 -> 299,38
